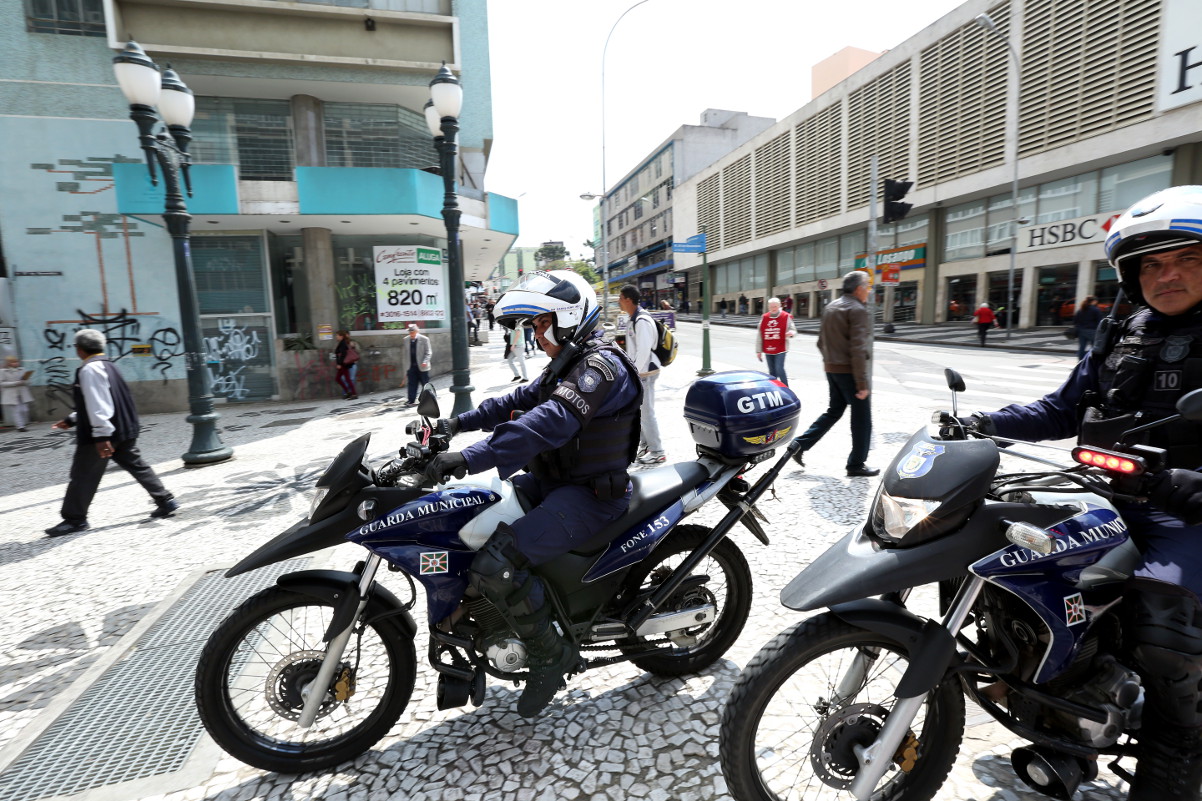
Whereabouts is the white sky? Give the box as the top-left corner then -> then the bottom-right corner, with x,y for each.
484,0 -> 969,254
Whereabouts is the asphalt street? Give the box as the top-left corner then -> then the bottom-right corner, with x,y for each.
0,324 -> 1125,801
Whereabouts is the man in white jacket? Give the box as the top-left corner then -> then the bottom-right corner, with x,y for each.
618,284 -> 664,465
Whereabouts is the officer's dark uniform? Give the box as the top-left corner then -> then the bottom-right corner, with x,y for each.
453,331 -> 642,716
985,305 -> 1202,800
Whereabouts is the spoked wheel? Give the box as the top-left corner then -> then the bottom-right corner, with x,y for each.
195,587 -> 416,773
720,614 -> 964,801
618,524 -> 753,676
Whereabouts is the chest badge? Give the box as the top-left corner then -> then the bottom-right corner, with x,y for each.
897,442 -> 945,479
1161,335 -> 1193,364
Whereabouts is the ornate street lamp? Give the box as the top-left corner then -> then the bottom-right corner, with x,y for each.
112,42 -> 232,466
425,63 -> 473,416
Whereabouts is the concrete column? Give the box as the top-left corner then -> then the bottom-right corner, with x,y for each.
292,95 -> 326,168
302,228 -> 337,343
921,211 -> 946,324
1171,142 -> 1202,185
1076,259 -> 1095,302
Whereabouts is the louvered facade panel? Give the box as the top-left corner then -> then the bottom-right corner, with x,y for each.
794,104 -> 842,226
847,62 -> 912,209
1018,0 -> 1158,157
723,154 -> 753,247
754,132 -> 792,238
698,172 -> 722,253
917,5 -> 1008,186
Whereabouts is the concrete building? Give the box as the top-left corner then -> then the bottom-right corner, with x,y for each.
591,109 -> 775,310
672,0 -> 1202,328
812,46 -> 883,98
1,0 -> 515,421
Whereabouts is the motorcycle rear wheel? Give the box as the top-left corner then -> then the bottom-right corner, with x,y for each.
195,586 -> 416,773
618,524 -> 753,676
720,614 -> 964,801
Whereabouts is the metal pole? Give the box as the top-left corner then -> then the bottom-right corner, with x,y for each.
130,106 -> 232,466
698,224 -> 713,376
1006,44 -> 1021,340
436,118 -> 474,416
867,156 -> 877,362
600,0 -> 652,322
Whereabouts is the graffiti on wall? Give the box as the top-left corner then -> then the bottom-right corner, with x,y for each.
203,318 -> 271,401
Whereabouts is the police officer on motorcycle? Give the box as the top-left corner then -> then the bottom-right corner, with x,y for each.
968,186 -> 1202,800
423,270 -> 643,717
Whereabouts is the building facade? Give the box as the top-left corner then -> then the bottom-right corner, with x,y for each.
673,0 -> 1202,328
0,0 -> 515,421
593,109 -> 775,310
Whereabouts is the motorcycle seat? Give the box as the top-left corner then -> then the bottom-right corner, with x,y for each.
569,462 -> 711,555
1076,538 -> 1141,589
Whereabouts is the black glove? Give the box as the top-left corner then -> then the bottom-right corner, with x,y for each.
424,451 -> 467,485
1149,469 -> 1202,525
956,413 -> 996,437
436,417 -> 460,438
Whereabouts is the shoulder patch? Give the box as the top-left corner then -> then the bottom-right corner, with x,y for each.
585,353 -> 615,382
578,367 -> 603,393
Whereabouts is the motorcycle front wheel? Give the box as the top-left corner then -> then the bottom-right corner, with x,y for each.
720,613 -> 964,801
195,586 -> 417,773
618,524 -> 753,676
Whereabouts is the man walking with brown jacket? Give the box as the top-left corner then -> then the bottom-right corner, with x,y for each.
791,270 -> 878,477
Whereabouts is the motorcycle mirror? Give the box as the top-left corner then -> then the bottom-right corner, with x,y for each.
1177,389 -> 1202,421
417,386 -> 440,419
944,369 -> 966,393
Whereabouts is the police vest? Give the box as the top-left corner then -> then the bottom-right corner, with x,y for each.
1079,306 -> 1202,469
528,339 -> 642,493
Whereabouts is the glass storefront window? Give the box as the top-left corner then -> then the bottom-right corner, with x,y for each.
750,253 -> 769,289
192,236 -> 269,314
1099,154 -> 1173,212
839,230 -> 865,271
896,214 -> 929,248
331,235 -> 444,332
946,200 -> 987,261
985,189 -> 1036,255
797,242 -> 816,282
1036,175 -> 1097,223
945,275 -> 976,321
987,270 -> 1024,327
1035,264 -> 1077,326
1092,261 -> 1132,316
776,246 -> 795,285
816,237 -> 839,278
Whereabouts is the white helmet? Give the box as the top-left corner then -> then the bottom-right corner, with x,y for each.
1104,185 -> 1202,305
494,270 -> 599,347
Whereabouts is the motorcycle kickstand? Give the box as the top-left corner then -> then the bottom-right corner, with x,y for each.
296,554 -> 384,728
847,576 -> 985,800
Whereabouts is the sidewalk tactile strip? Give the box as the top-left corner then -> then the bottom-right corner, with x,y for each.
0,559 -> 309,801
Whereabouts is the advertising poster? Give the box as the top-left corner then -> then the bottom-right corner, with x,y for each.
373,245 -> 447,322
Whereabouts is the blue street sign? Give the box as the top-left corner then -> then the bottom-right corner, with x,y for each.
671,233 -> 707,253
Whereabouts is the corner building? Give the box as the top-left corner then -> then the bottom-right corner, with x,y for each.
0,0 -> 514,419
672,0 -> 1202,329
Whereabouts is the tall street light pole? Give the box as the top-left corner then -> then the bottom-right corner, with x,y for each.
976,12 -> 1023,340
596,0 -> 653,322
424,64 -> 473,416
112,42 -> 232,467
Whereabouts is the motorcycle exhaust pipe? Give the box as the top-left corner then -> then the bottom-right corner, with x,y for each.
1011,746 -> 1088,800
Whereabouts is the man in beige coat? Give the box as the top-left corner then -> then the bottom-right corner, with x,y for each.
791,270 -> 878,477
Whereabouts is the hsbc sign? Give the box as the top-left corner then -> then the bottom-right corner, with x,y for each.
1017,212 -> 1123,254
1158,0 -> 1202,113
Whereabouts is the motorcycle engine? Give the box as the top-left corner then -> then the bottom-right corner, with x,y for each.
1044,652 -> 1142,748
484,637 -> 527,672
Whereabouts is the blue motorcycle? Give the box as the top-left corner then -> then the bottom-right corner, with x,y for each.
196,374 -> 801,773
720,370 -> 1202,801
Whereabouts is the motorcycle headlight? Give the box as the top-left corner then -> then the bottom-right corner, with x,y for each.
309,487 -> 330,520
878,492 -> 941,539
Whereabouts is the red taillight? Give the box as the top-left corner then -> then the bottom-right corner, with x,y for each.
1072,447 -> 1143,474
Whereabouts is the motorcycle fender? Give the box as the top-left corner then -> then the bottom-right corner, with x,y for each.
830,599 -> 958,699
226,506 -> 361,578
276,570 -> 417,641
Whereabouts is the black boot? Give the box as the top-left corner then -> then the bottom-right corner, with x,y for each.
1130,719 -> 1202,800
516,611 -> 577,718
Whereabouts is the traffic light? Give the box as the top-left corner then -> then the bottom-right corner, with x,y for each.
882,179 -> 913,225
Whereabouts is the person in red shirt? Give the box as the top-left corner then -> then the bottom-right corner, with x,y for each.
972,302 -> 997,347
756,296 -> 795,385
